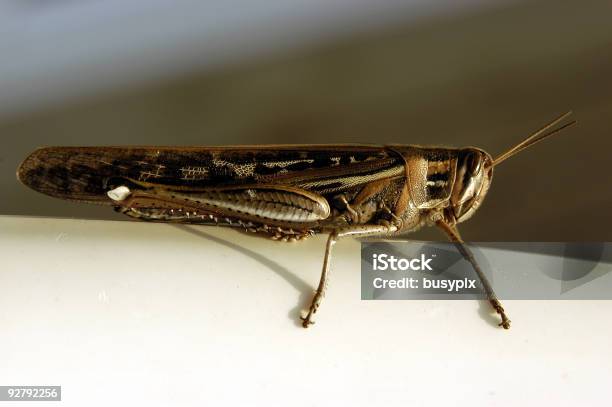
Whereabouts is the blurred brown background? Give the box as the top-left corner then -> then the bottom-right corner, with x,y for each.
1,0 -> 610,241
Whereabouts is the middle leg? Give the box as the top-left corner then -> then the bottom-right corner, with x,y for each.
301,223 -> 399,328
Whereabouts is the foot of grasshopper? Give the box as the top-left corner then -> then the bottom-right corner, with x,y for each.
300,296 -> 321,328
491,299 -> 511,329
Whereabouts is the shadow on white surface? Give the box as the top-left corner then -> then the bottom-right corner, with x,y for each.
173,224 -> 314,328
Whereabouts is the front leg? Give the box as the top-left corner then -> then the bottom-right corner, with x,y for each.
301,223 -> 399,328
436,219 -> 511,329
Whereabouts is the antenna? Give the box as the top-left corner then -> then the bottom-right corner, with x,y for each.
493,111 -> 576,167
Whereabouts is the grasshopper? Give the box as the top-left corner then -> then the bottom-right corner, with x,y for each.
17,112 -> 575,329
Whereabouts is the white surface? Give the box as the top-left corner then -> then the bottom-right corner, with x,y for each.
0,216 -> 611,406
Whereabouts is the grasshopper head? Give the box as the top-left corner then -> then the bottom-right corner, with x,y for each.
449,111 -> 576,225
449,147 -> 493,224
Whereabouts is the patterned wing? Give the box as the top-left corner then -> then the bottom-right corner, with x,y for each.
18,145 -> 405,204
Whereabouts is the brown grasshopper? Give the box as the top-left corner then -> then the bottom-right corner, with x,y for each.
17,112 -> 575,329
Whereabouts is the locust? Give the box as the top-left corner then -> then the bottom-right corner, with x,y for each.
17,112 -> 576,329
